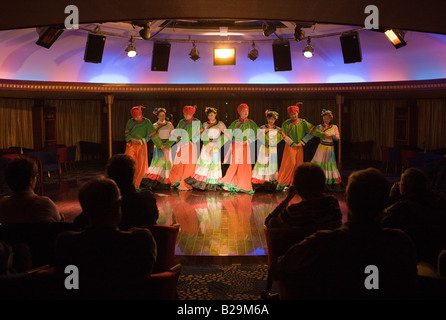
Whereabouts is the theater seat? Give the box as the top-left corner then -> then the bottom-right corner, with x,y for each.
262,221 -> 342,299
0,222 -> 79,269
0,264 -> 183,300
120,224 -> 180,273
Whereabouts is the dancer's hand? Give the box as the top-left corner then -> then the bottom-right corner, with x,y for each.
283,136 -> 293,145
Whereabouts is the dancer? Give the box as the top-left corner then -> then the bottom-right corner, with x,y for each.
218,103 -> 259,194
252,109 -> 282,191
185,107 -> 227,191
310,109 -> 342,192
167,105 -> 201,191
276,102 -> 326,191
141,107 -> 175,190
124,105 -> 163,189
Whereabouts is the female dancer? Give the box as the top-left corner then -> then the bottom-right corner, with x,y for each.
218,103 -> 259,194
310,109 -> 342,192
124,105 -> 163,189
166,105 -> 201,191
141,107 -> 175,190
276,103 -> 326,191
251,109 -> 282,191
185,107 -> 227,191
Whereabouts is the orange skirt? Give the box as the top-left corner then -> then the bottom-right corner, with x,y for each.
219,142 -> 253,194
170,142 -> 198,191
276,144 -> 304,190
125,143 -> 148,189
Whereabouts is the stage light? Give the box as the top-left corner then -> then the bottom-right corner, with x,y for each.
139,22 -> 151,40
294,25 -> 305,41
262,22 -> 276,37
35,26 -> 64,48
303,38 -> 314,58
214,47 -> 236,65
189,42 -> 200,61
125,37 -> 137,58
385,29 -> 407,49
248,42 -> 259,61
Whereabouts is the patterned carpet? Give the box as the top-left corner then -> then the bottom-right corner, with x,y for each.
177,264 -> 275,300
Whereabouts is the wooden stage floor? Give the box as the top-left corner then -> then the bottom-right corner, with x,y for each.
44,176 -> 348,264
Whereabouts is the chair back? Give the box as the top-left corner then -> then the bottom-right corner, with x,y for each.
57,146 -> 68,166
26,149 -> 60,176
264,220 -> 341,267
67,145 -> 77,161
381,146 -> 390,162
147,224 -> 179,273
400,149 -> 422,171
0,222 -> 79,268
121,224 -> 179,273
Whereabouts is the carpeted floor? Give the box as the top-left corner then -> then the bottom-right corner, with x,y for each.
177,264 -> 275,300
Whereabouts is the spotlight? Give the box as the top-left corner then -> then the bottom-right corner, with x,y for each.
189,42 -> 200,61
139,22 -> 151,40
248,42 -> 259,61
262,22 -> 276,37
294,25 -> 305,41
125,37 -> 137,58
384,29 -> 407,49
303,37 -> 314,58
214,48 -> 236,65
36,26 -> 64,48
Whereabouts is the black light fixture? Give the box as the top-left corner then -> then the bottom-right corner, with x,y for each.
294,24 -> 305,41
125,37 -> 137,58
139,22 -> 151,40
248,41 -> 259,61
84,33 -> 106,63
189,42 -> 200,61
262,22 -> 276,37
384,29 -> 407,49
340,32 -> 362,63
35,26 -> 64,48
303,37 -> 314,58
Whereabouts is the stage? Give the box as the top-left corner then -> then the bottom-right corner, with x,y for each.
42,173 -> 349,264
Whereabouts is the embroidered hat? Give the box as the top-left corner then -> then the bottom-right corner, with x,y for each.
237,103 -> 249,114
205,107 -> 218,114
130,105 -> 145,117
183,105 -> 197,115
287,102 -> 302,114
321,108 -> 334,118
153,107 -> 167,115
265,109 -> 279,119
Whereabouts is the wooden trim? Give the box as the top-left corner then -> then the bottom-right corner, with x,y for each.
1,78 -> 446,96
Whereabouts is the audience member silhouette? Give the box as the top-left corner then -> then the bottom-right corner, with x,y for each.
0,157 -> 63,223
426,154 -> 446,191
265,162 -> 342,228
382,167 -> 446,266
53,176 -> 157,298
270,167 -> 418,299
438,250 -> 446,278
73,154 -> 159,229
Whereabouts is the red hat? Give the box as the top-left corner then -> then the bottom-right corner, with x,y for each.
183,105 -> 197,115
130,105 -> 145,117
237,103 -> 249,114
287,102 -> 302,114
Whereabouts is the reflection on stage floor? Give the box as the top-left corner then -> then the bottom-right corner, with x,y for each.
153,189 -> 347,259
43,178 -> 347,262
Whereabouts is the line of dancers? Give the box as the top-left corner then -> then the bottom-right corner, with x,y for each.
124,103 -> 342,195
